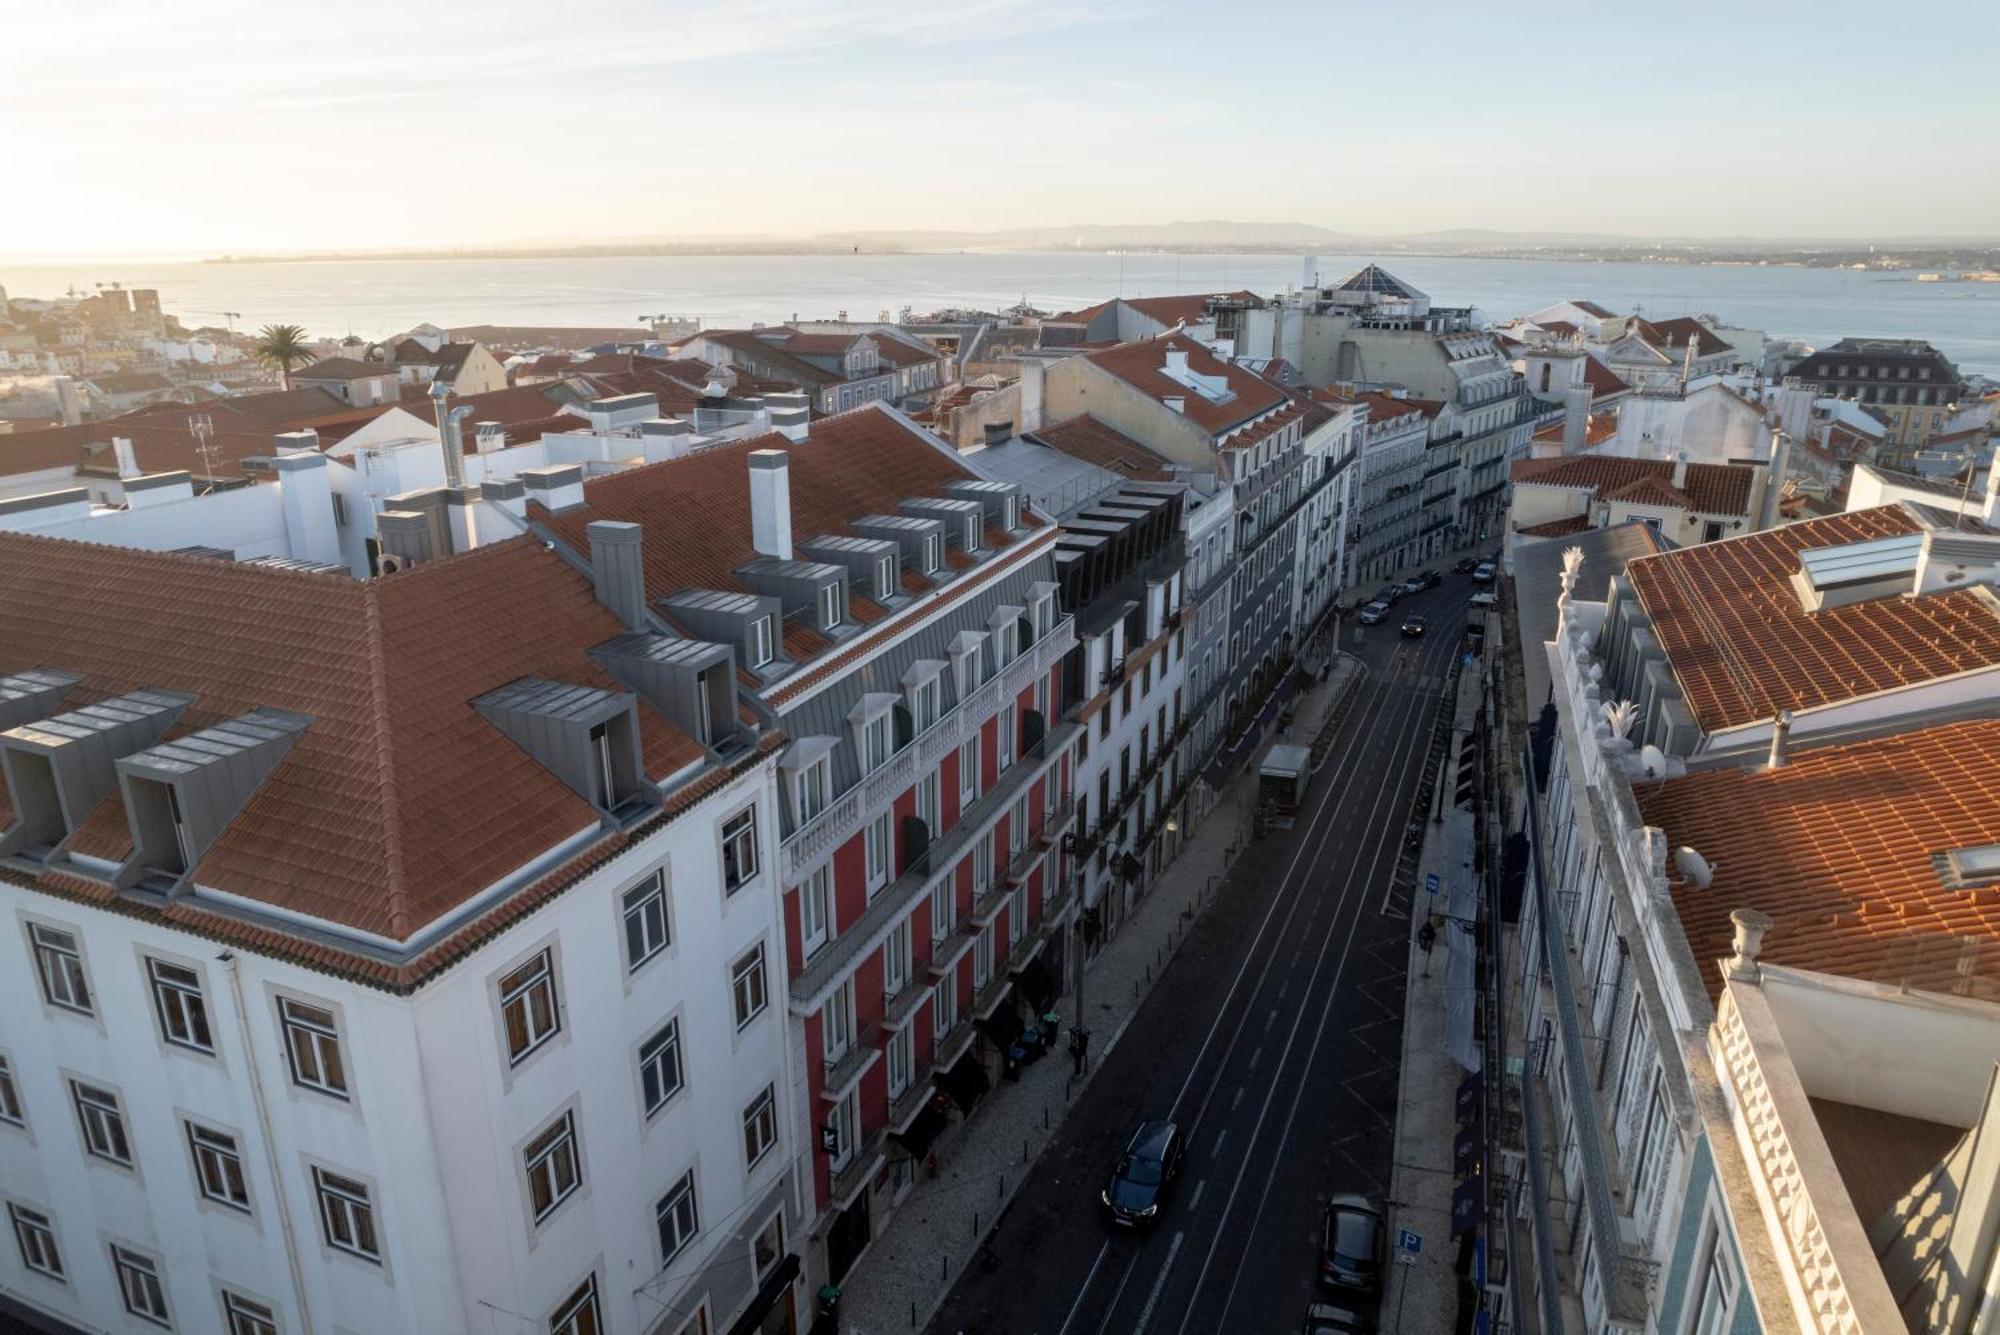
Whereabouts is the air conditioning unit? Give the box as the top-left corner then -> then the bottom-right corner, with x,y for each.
377,552 -> 407,575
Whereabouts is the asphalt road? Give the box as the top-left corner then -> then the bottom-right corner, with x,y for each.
923,579 -> 1474,1335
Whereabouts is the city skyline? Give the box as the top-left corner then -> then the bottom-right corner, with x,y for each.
7,0 -> 1999,257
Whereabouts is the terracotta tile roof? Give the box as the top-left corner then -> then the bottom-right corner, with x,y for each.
0,388 -> 352,479
1085,333 -> 1286,437
293,357 -> 391,382
1623,506 -> 2000,731
535,404 -> 1039,660
1221,401 -> 1307,451
1357,391 -> 1427,426
1531,414 -> 1619,447
1572,300 -> 1618,319
1511,454 -> 1755,515
1637,717 -> 2000,1000
0,531 -> 703,940
1540,319 -> 1580,339
1643,317 -> 1733,357
1055,290 -> 1261,329
871,336 -> 942,369
1582,354 -> 1629,400
1516,515 -> 1592,538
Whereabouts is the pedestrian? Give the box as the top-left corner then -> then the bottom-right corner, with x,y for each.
1069,1026 -> 1090,1076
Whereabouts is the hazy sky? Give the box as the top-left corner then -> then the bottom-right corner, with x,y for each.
6,0 -> 1996,256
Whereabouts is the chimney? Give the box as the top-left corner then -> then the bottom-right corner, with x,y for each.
770,407 -> 809,443
748,449 -> 793,560
1164,346 -> 1189,376
520,463 -> 584,513
1018,356 -> 1046,433
983,420 -> 1014,447
588,520 -> 648,629
273,429 -> 319,455
428,381 -> 467,490
1760,426 -> 1791,531
111,436 -> 140,478
54,376 -> 83,426
1766,709 -> 1793,770
272,452 -> 341,565
1163,395 -> 1186,415
1561,383 -> 1592,455
1672,451 -> 1689,490
480,476 -> 526,518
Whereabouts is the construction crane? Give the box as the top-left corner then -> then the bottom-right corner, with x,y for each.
190,311 -> 244,333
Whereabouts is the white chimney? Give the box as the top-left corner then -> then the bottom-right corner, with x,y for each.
111,436 -> 139,478
1672,451 -> 1689,490
749,449 -> 793,560
1164,347 -> 1189,376
1019,356 -> 1046,434
1561,384 -> 1592,455
770,407 -> 810,443
272,452 -> 341,565
520,463 -> 584,513
1163,396 -> 1186,415
1983,445 -> 2000,527
1760,426 -> 1791,531
273,429 -> 319,455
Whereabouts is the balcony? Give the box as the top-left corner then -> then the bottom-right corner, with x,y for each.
888,1068 -> 938,1132
781,613 -> 1076,881
880,977 -> 929,1033
830,1130 -> 887,1210
820,1032 -> 882,1105
935,1015 -> 977,1068
788,719 -> 1081,1015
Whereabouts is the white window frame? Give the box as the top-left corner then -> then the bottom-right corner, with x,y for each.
999,703 -> 1016,770
70,1080 -> 132,1167
655,1170 -> 700,1266
865,811 -> 892,894
923,532 -> 942,573
731,943 -> 769,1030
111,1243 -> 172,1326
747,614 -> 774,668
499,948 -> 562,1066
819,580 -> 843,630
548,1274 -> 602,1335
278,996 -> 348,1099
933,975 -> 958,1038
29,923 -> 92,1015
752,1211 -> 786,1284
884,917 -> 911,996
1008,883 -> 1028,949
863,710 -> 892,773
973,831 -> 995,897
0,1053 -> 23,1126
1684,1211 -> 1739,1335
800,866 -> 832,958
959,735 -> 980,805
930,880 -> 955,944
973,924 -> 994,988
187,1120 -> 252,1212
875,554 -> 896,599
146,956 -> 214,1054
621,870 -> 671,973
822,979 -> 855,1063
638,1018 -> 684,1118
887,1024 -> 914,1098
915,770 -> 941,834
794,757 -> 829,824
742,1085 -> 778,1170
312,1166 -> 381,1262
1010,795 -> 1029,855
909,672 -> 943,731
830,1088 -> 859,1171
523,1110 -> 583,1225
7,1202 -> 61,1279
721,806 -> 760,894
220,1291 -> 279,1335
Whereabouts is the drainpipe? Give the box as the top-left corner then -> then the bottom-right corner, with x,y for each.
1766,710 -> 1793,771
221,952 -> 316,1335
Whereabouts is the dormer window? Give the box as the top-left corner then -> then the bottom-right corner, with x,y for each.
818,581 -> 844,631
963,515 -> 980,550
1003,494 -> 1020,530
924,534 -> 942,573
875,555 -> 897,599
795,755 -> 829,823
864,713 -> 891,771
748,615 -> 774,669
589,722 -> 619,809
907,670 -> 943,731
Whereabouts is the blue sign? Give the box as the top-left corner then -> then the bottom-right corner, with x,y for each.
1397,1228 -> 1423,1258
1424,873 -> 1439,896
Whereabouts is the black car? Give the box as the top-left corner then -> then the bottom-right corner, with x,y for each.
1413,569 -> 1443,590
1370,585 -> 1403,606
1454,556 -> 1480,574
1319,1195 -> 1385,1295
1399,615 -> 1427,638
1101,1121 -> 1185,1227
1303,1301 -> 1376,1334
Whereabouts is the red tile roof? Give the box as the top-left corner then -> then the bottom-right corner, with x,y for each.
0,532 -> 703,941
0,389 -> 351,479
1084,334 -> 1286,437
1531,414 -> 1619,447
1623,506 -> 2000,731
1511,453 -> 1755,515
1637,717 -> 2000,999
1582,354 -> 1630,400
1055,290 -> 1260,329
1356,391 -> 1427,426
1029,415 -> 1171,481
1515,515 -> 1592,538
1643,317 -> 1733,357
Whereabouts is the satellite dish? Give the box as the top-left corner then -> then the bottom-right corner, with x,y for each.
1639,744 -> 1668,779
1674,846 -> 1716,890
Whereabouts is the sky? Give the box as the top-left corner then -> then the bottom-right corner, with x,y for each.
4,0 -> 1997,257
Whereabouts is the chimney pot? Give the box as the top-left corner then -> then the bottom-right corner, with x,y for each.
587,520 -> 648,630
983,420 -> 1014,447
748,449 -> 793,560
111,436 -> 139,478
1672,451 -> 1689,490
1766,709 -> 1793,769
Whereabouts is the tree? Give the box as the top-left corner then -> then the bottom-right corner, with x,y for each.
252,324 -> 317,389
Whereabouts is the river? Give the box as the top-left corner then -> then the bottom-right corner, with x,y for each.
3,252 -> 1995,377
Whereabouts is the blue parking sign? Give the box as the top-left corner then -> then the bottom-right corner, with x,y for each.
1397,1228 -> 1422,1258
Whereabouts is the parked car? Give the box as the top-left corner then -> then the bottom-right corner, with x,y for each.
1470,561 -> 1496,584
1454,556 -> 1480,574
1319,1195 -> 1386,1295
1356,601 -> 1391,626
1399,615 -> 1427,638
1101,1121 -> 1185,1227
1413,569 -> 1443,590
1303,1301 -> 1376,1334
1370,585 -> 1403,606
1468,591 -> 1499,610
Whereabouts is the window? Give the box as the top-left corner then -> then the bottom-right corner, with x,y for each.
955,648 -> 981,699
500,950 -> 562,1065
0,1054 -> 22,1126
523,1111 -> 582,1224
915,771 -> 941,835
143,957 -> 214,1053
794,758 -> 828,823
930,880 -> 955,944
220,1292 -> 282,1335
923,533 -> 942,573
279,997 -> 348,1098
822,979 -> 855,1062
742,1085 -> 778,1169
753,1212 -> 786,1283
911,674 -> 942,730
587,720 -> 618,809
973,925 -> 994,988
1631,1078 -> 1669,1216
819,581 -> 843,630
7,1203 -> 61,1279
70,1081 -> 131,1166
999,704 -> 1015,769
884,918 -> 911,996
933,975 -> 958,1037
655,1171 -> 700,1265
313,1167 -> 380,1261
863,711 -> 891,772
876,555 -> 896,599
1008,884 -> 1028,948
865,812 -> 891,894
958,736 -> 979,804
800,867 -> 831,957
731,944 -> 768,1029
748,615 -> 774,669
722,807 -> 759,893
886,1025 -> 914,1098
111,1244 -> 171,1325
622,871 -> 671,971
548,1275 -> 603,1335
187,1122 -> 251,1211
610,1011 -> 670,1120
1687,1226 -> 1737,1335
972,831 -> 993,898
29,923 -> 91,1015
830,1088 -> 859,1170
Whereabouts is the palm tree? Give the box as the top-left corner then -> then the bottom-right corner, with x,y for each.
252,324 -> 317,390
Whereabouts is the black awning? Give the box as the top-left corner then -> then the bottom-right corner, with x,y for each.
891,1104 -> 948,1160
979,999 -> 1024,1050
938,1053 -> 990,1112
725,1251 -> 801,1335
1012,956 -> 1057,1011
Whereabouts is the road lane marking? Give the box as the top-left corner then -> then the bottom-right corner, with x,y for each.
1249,1045 -> 1263,1071
1132,1231 -> 1186,1335
1230,1086 -> 1244,1112
1056,1240 -> 1111,1335
1189,1179 -> 1206,1211
1266,1007 -> 1277,1029
1092,1252 -> 1142,1335
1213,1129 -> 1228,1153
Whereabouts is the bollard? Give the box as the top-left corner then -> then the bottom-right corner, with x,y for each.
943,1254 -> 950,1281
973,1211 -> 979,1235
1044,1106 -> 1050,1130
1023,1138 -> 1029,1163
912,1301 -> 917,1328
999,1174 -> 1005,1199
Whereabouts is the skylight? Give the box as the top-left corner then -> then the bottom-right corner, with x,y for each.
1796,533 -> 1924,591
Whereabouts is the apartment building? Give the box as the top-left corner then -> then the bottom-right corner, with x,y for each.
1345,391 -> 1432,585
1509,500 -> 2000,1334
1508,452 -> 1767,548
669,329 -> 944,415
1787,337 -> 1966,459
1286,388 -> 1358,640
527,404 -> 1077,1299
0,530 -> 804,1335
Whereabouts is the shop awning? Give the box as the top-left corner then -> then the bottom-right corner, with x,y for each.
938,1053 -> 989,1113
725,1252 -> 801,1335
979,999 -> 1024,1051
891,1104 -> 948,1161
1011,957 -> 1058,1012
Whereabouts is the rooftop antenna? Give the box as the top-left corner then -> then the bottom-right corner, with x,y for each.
188,414 -> 217,492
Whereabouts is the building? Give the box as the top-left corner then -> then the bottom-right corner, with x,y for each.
289,358 -> 401,407
1044,290 -> 1264,352
1345,390 -> 1435,584
380,332 -> 508,397
670,329 -> 944,415
1787,338 -> 1966,458
1285,387 -> 1358,637
1508,452 -> 1768,549
527,403 -> 1079,1299
1509,500 -> 2000,1333
0,529 -> 806,1335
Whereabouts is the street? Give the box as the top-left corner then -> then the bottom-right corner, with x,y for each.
922,579 -> 1472,1335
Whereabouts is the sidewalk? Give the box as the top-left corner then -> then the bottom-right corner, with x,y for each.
840,652 -> 1365,1335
